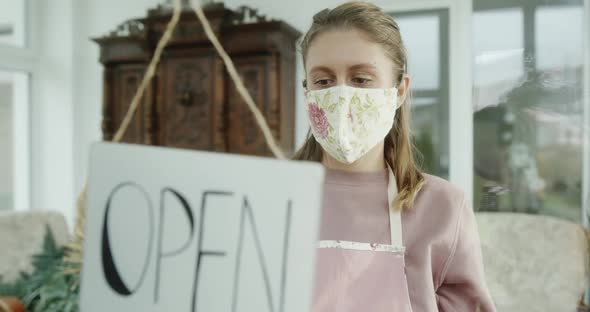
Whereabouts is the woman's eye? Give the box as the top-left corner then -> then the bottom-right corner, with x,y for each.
352,77 -> 372,85
314,79 -> 332,86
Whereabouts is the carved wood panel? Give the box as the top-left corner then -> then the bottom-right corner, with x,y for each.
227,55 -> 279,156
110,64 -> 148,144
158,53 -> 222,150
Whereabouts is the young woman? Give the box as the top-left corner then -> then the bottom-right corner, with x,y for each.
294,2 -> 496,311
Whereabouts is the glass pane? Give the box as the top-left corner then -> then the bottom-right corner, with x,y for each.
536,6 -> 583,70
472,1 -> 585,223
0,70 -> 28,211
473,9 -> 524,112
396,15 -> 440,90
411,97 -> 449,175
0,0 -> 26,47
391,11 -> 449,178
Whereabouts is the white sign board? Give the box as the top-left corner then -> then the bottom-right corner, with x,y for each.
80,143 -> 324,312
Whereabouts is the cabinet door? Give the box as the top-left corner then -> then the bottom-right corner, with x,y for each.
106,64 -> 150,144
157,51 -> 225,151
227,55 -> 280,156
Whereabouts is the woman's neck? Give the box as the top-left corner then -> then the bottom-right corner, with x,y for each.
322,143 -> 386,172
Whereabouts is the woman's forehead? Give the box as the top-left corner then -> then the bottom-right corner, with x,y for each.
305,29 -> 393,72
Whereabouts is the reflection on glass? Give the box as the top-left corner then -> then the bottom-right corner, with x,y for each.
473,0 -> 585,223
473,9 -> 524,112
0,0 -> 26,47
411,97 -> 444,174
392,11 -> 449,178
536,6 -> 583,70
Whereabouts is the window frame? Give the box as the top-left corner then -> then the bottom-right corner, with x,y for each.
378,0 -> 589,303
375,0 -> 475,203
376,0 -> 589,225
390,8 -> 451,178
0,0 -> 38,211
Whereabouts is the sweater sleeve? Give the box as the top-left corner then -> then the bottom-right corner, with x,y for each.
436,194 -> 496,312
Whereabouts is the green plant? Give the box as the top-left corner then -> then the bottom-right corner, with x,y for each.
0,226 -> 80,312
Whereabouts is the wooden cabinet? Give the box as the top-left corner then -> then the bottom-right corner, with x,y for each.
157,50 -> 225,150
94,3 -> 300,156
106,64 -> 150,144
227,55 -> 278,155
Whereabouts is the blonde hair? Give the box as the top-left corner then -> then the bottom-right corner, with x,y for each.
293,1 -> 426,210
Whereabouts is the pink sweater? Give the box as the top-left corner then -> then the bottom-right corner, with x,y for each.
319,168 -> 496,311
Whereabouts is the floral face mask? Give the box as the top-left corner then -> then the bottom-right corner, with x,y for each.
305,85 -> 399,164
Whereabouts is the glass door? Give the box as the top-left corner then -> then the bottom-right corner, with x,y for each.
472,0 -> 587,223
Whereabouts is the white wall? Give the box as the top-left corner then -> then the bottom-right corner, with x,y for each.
31,0 -> 75,229
0,0 -> 26,46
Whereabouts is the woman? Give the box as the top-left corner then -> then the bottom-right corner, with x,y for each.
294,2 -> 496,311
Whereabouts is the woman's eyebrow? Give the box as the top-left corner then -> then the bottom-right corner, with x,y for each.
309,66 -> 334,75
348,63 -> 378,72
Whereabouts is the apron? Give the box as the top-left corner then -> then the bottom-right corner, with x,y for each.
312,166 -> 413,312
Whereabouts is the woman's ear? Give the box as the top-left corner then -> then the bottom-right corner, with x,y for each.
396,74 -> 411,108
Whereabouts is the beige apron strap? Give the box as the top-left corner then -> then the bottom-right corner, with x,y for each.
387,166 -> 403,248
